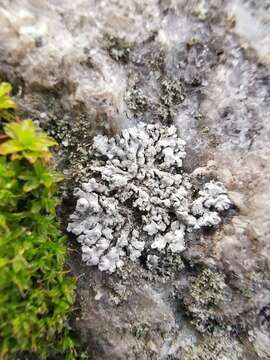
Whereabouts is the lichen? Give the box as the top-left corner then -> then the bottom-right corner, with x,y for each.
190,269 -> 226,306
148,252 -> 185,276
182,335 -> 243,360
183,268 -> 228,333
156,79 -> 186,123
161,79 -> 186,108
67,123 -> 232,273
125,85 -> 148,113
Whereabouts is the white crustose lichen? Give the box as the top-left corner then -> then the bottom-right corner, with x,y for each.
68,123 -> 232,273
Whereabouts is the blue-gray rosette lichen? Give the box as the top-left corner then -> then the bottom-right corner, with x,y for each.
68,123 -> 232,272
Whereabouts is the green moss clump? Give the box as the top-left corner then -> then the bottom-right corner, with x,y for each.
0,83 -> 76,359
0,82 -> 16,126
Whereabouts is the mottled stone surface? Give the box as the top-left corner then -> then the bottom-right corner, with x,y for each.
1,0 -> 270,359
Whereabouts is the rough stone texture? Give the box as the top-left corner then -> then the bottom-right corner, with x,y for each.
1,0 -> 270,359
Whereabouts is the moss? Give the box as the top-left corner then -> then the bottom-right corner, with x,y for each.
0,83 -> 77,359
0,149 -> 76,359
0,82 -> 16,127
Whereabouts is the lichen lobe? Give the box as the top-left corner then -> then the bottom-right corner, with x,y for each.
68,123 -> 232,273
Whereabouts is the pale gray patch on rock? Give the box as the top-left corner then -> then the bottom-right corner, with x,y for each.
67,123 -> 232,273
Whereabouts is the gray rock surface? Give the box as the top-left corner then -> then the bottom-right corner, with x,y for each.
1,0 -> 270,359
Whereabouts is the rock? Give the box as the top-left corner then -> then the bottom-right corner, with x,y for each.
1,0 -> 270,359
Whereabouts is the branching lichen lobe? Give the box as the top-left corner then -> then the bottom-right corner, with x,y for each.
68,123 -> 232,273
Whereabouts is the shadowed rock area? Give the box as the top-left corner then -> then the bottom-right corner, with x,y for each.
1,0 -> 270,359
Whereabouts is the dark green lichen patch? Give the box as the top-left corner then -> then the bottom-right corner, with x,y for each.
125,85 -> 148,114
182,268 -> 229,333
154,103 -> 172,124
105,34 -> 134,64
44,105 -> 109,176
189,268 -> 226,307
155,78 -> 186,124
161,79 -> 186,107
147,253 -> 185,279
